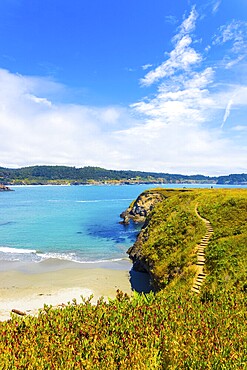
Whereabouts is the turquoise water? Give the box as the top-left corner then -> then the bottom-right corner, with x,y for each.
0,184 -> 246,264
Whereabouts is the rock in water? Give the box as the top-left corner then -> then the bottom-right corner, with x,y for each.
0,184 -> 13,191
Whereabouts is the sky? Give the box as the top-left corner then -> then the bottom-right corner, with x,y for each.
0,0 -> 246,175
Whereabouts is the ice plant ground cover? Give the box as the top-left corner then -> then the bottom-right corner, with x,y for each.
0,188 -> 246,369
0,290 -> 246,369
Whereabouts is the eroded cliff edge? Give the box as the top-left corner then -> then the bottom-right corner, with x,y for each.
120,190 -> 166,288
121,189 -> 206,290
120,190 -> 164,224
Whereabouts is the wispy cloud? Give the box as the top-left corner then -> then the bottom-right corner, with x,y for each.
232,125 -> 247,132
212,0 -> 221,14
142,64 -> 153,71
0,5 -> 246,175
129,6 -> 247,173
0,68 -> 137,169
164,15 -> 178,25
213,20 -> 247,68
221,99 -> 234,128
140,7 -> 199,86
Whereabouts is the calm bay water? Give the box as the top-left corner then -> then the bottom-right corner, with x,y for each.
0,184 -> 246,265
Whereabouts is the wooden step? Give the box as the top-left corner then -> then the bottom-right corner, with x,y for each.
196,276 -> 205,281
194,280 -> 203,286
191,287 -> 200,293
196,278 -> 204,282
192,284 -> 200,290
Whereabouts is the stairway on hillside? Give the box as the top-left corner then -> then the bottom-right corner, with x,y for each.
191,208 -> 213,294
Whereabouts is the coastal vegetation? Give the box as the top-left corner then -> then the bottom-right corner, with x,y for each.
126,188 -> 247,294
0,165 -> 246,185
0,188 -> 246,369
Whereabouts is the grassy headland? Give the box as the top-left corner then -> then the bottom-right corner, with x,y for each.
0,188 -> 246,369
127,188 -> 247,294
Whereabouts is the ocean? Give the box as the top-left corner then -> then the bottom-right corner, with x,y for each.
0,184 -> 246,267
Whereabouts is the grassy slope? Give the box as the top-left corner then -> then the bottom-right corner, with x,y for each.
130,189 -> 247,295
0,189 -> 246,369
129,189 -> 206,290
198,189 -> 247,294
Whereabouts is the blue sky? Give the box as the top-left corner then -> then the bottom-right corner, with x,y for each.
0,0 -> 246,175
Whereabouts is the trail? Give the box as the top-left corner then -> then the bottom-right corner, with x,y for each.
191,205 -> 213,294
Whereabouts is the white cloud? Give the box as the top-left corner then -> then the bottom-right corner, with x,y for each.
212,0 -> 221,14
232,125 -> 247,132
140,35 -> 201,86
221,99 -> 233,128
130,7 -> 247,174
213,20 -> 247,68
175,6 -> 197,39
0,68 -> 136,168
141,7 -> 200,87
142,64 -> 153,71
0,6 -> 246,176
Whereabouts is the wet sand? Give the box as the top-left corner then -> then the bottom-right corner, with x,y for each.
0,259 -> 153,321
0,259 -> 134,321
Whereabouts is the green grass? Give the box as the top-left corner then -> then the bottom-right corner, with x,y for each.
0,188 -> 246,369
197,189 -> 247,295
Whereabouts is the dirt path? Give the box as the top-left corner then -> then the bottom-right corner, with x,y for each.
191,205 -> 214,293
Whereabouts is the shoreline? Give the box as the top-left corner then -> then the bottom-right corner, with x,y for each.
0,259 -> 151,321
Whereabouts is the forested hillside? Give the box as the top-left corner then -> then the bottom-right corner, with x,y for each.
0,165 -> 246,184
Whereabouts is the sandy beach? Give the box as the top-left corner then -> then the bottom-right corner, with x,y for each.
0,259 -> 151,321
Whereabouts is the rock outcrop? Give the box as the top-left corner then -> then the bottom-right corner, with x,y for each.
0,184 -> 12,191
121,188 -> 193,290
120,190 -> 166,287
120,190 -> 164,224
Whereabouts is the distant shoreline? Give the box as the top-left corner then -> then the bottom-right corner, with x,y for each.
1,165 -> 246,185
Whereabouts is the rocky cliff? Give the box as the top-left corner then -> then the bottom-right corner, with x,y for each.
120,190 -> 164,224
120,190 -> 168,287
121,188 -> 205,290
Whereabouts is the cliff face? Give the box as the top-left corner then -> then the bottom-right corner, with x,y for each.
120,191 -> 164,224
123,188 -> 247,294
121,188 -> 206,290
120,190 -> 166,287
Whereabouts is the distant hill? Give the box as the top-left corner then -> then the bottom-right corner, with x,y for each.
0,165 -> 246,185
216,173 -> 247,185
